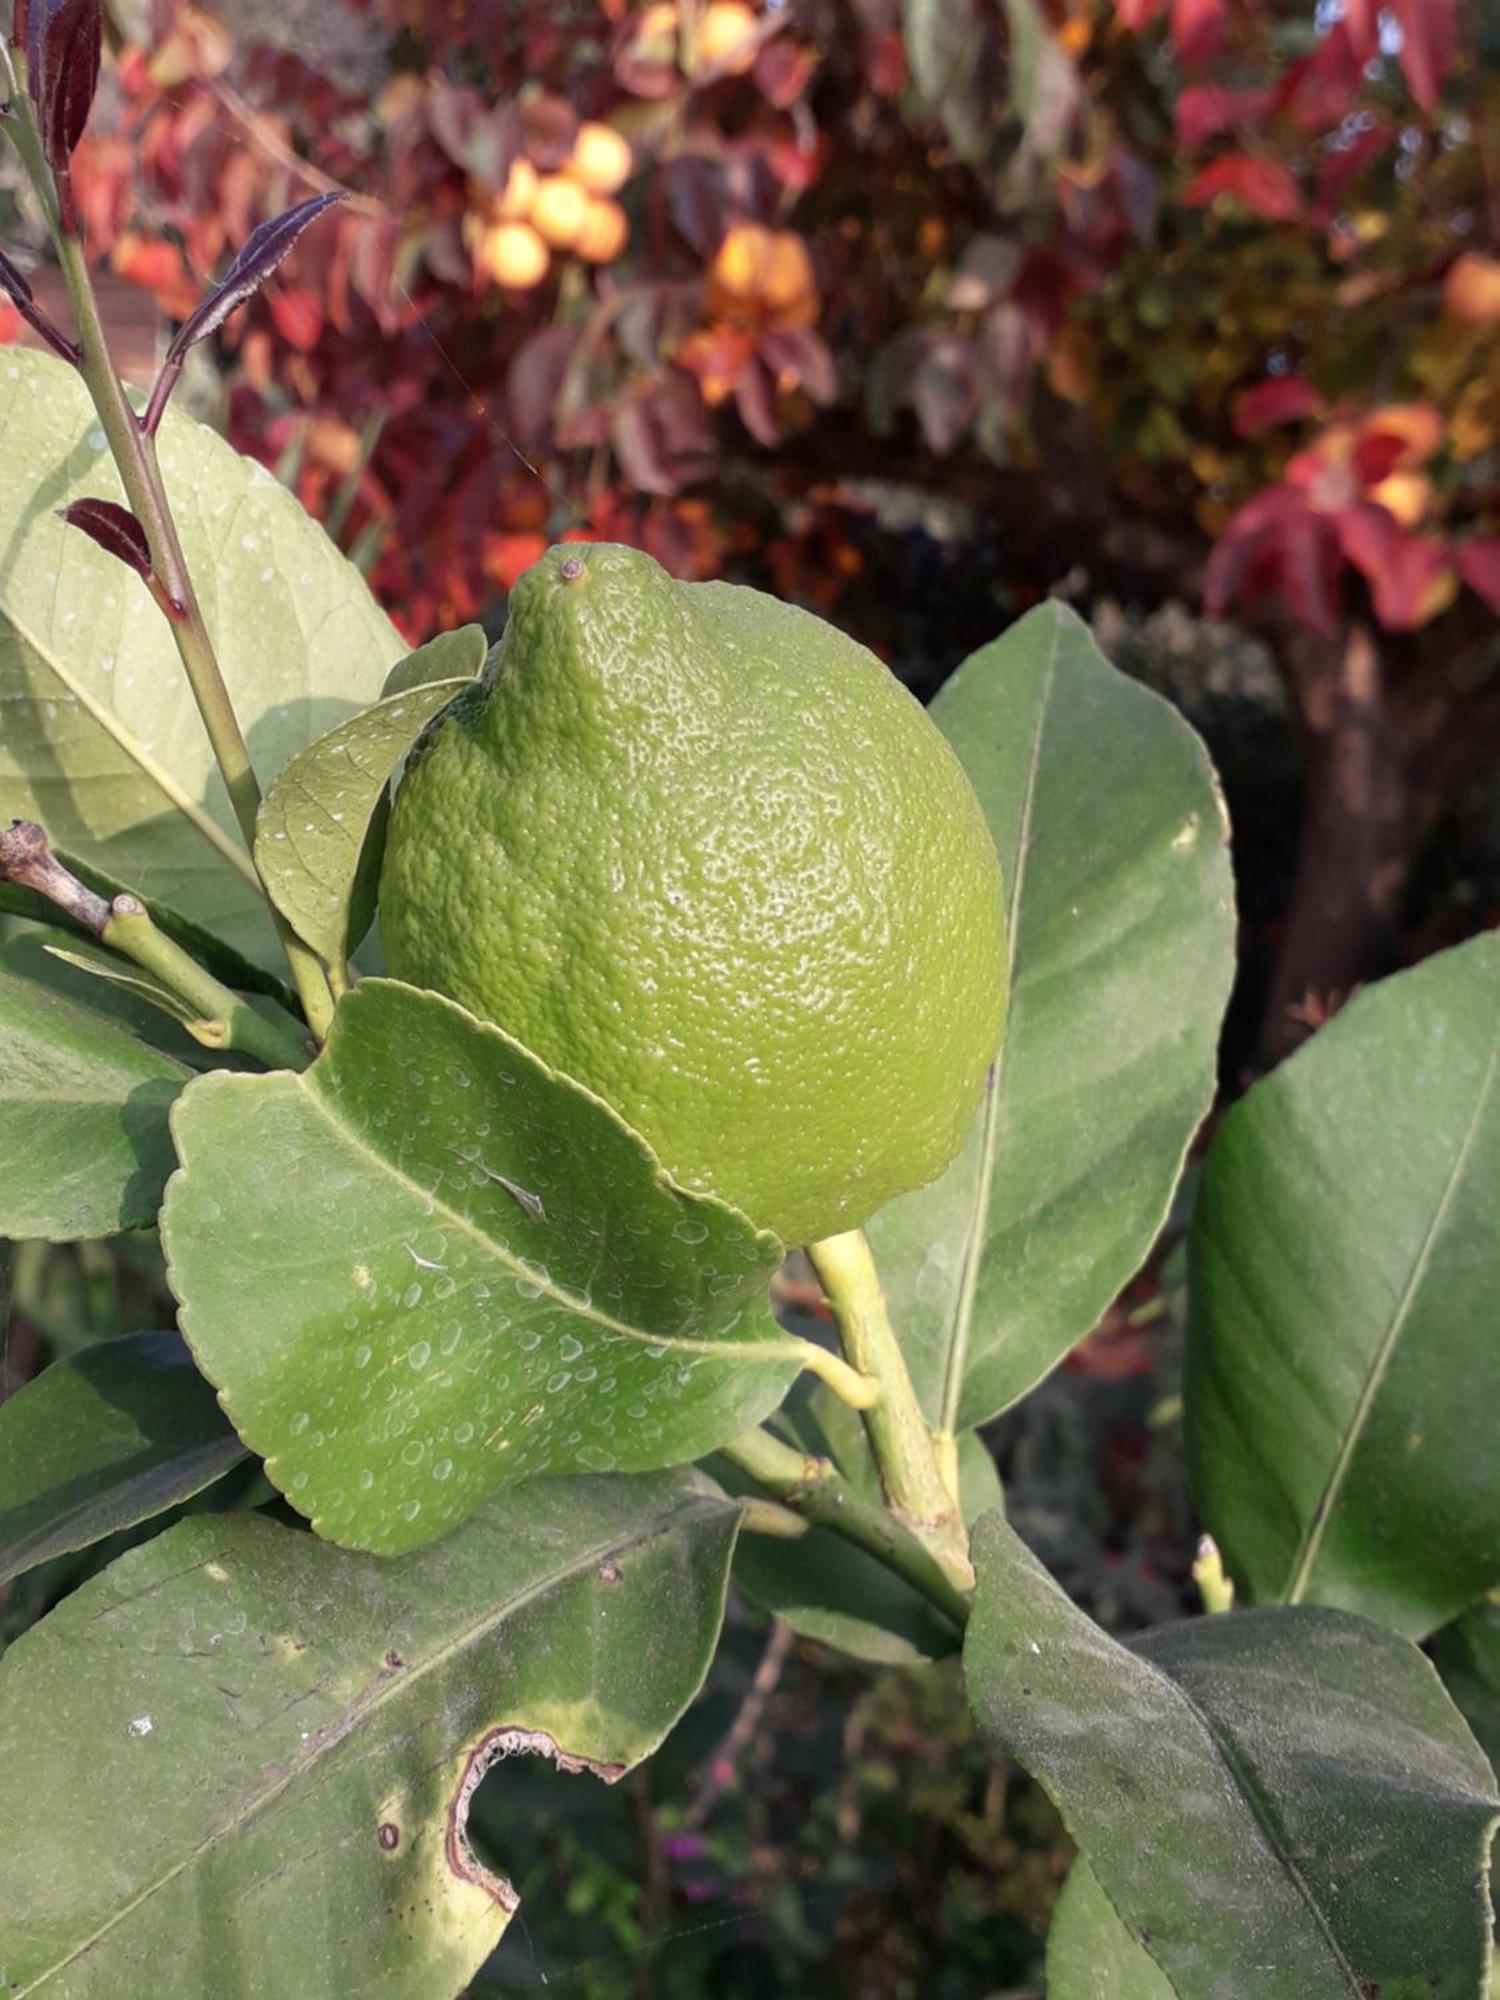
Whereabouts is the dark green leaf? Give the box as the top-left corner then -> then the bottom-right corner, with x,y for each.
381,623 -> 489,700
965,1512 -> 1499,1999
0,1471 -> 737,1998
0,1331 -> 246,1586
1430,1598 -> 1500,1781
1187,930 -> 1500,1637
869,603 -> 1234,1432
0,949 -> 189,1239
162,979 -> 805,1555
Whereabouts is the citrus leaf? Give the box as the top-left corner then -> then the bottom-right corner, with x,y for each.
0,1470 -> 737,1999
161,978 -> 802,1555
0,1331 -> 246,1587
381,622 -> 489,700
715,1381 -> 1000,1664
255,637 -> 482,968
1430,1599 -> 1500,1775
868,602 -> 1235,1431
0,947 -> 189,1240
965,1512 -> 1500,1999
0,348 -> 401,966
1186,930 -> 1500,1638
1047,1860 -> 1174,2000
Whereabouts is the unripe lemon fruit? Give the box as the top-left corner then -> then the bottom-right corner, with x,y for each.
570,122 -> 633,196
380,543 -> 1008,1247
695,0 -> 759,73
575,196 -> 629,264
476,221 -> 550,289
531,175 -> 590,250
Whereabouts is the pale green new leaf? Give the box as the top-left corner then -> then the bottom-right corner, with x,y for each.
1187,930 -> 1500,1638
0,348 -> 401,965
254,628 -> 483,968
868,603 -> 1235,1432
162,979 -> 803,1554
0,1331 -> 246,1586
965,1512 -> 1499,1999
0,1471 -> 737,2000
0,947 -> 189,1240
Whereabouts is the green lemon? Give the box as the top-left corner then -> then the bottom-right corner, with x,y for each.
380,542 -> 1007,1246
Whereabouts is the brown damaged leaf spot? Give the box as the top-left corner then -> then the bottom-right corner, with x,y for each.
596,1557 -> 623,1586
446,1726 -> 626,1911
378,1822 -> 401,1852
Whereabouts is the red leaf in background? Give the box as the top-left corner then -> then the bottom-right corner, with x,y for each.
0,302 -> 22,345
758,327 -> 837,404
1335,504 -> 1456,629
733,354 -> 781,446
1314,121 -> 1394,211
1339,0 -> 1380,64
1175,85 -> 1273,152
269,287 -> 324,352
1389,0 -> 1457,111
482,531 -> 548,591
754,38 -> 819,109
862,30 -> 906,96
1169,0 -> 1224,69
1205,485 -> 1343,637
1232,375 -> 1324,437
1456,541 -> 1500,613
1185,155 -> 1302,222
1276,24 -> 1364,132
1115,0 -> 1165,30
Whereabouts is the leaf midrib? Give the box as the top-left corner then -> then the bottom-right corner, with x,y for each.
937,610 -> 1061,1435
19,1497 -> 724,1995
292,1063 -> 795,1367
1285,1024 -> 1500,1604
6,606 -> 260,886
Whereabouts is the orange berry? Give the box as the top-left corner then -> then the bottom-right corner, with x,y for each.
476,221 -> 550,290
1369,470 -> 1432,528
530,174 -> 590,250
695,0 -> 759,75
710,223 -> 773,301
575,197 -> 629,264
570,123 -> 633,196
760,232 -> 815,316
1444,251 -> 1500,326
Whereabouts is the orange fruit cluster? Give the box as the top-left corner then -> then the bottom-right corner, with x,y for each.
470,122 -> 633,291
628,1 -> 762,79
707,222 -> 818,330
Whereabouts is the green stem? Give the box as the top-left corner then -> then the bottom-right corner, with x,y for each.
719,1427 -> 971,1632
807,1230 -> 971,1583
1,52 -> 337,1042
103,897 -> 310,1070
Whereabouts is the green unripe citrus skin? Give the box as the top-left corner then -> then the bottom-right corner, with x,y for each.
380,543 -> 1007,1246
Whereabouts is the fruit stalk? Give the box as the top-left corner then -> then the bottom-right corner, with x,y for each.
807,1229 -> 973,1587
1,41 -> 337,1042
718,1426 -> 972,1631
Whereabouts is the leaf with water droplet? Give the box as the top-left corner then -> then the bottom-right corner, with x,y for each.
162,979 -> 802,1553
